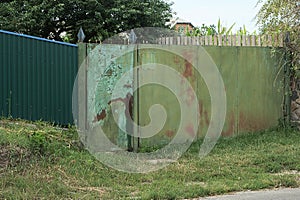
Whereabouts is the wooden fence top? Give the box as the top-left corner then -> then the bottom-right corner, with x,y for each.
156,34 -> 284,47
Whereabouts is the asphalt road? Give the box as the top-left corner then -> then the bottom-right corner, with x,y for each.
196,188 -> 300,200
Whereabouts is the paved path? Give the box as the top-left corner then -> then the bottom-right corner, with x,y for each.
197,188 -> 300,200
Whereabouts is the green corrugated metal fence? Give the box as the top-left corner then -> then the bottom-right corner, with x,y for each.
0,30 -> 78,124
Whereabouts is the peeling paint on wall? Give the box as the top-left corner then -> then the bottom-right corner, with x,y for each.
86,44 -> 134,148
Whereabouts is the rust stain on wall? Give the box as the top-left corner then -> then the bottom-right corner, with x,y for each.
221,112 -> 235,136
174,55 -> 180,64
93,109 -> 107,122
110,93 -> 134,120
198,101 -> 210,128
165,130 -> 175,138
186,87 -> 196,106
204,110 -> 210,126
183,60 -> 193,78
123,84 -> 132,88
199,101 -> 204,127
185,123 -> 196,138
181,51 -> 195,79
238,111 -> 269,132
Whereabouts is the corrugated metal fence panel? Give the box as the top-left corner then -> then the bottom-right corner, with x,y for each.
0,30 -> 78,124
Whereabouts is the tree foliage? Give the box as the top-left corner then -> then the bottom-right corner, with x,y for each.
256,0 -> 300,69
0,0 -> 173,43
186,24 -> 217,36
187,18 -> 236,37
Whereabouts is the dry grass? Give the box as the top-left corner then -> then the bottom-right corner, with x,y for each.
0,119 -> 300,199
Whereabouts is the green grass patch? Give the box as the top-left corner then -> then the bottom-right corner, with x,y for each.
0,119 -> 300,199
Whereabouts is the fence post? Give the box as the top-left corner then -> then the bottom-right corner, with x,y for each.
77,43 -> 88,145
129,30 -> 138,152
283,32 -> 291,126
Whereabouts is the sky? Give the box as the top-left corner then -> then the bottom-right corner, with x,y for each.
170,0 -> 262,33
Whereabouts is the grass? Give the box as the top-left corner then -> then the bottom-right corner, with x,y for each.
0,118 -> 300,199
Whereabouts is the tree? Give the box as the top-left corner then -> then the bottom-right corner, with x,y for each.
0,0 -> 173,43
256,0 -> 300,70
104,0 -> 173,34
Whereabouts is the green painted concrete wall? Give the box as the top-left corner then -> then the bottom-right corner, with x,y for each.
83,44 -> 284,148
136,46 -> 283,147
